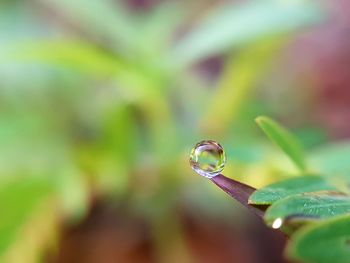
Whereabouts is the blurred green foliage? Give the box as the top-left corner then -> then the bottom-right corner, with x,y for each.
0,0 -> 331,262
256,115 -> 307,172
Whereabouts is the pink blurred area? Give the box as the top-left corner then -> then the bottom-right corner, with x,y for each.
276,0 -> 350,138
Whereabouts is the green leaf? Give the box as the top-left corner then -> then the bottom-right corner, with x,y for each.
287,215 -> 350,263
249,176 -> 336,205
265,192 -> 350,225
172,0 -> 324,66
0,177 -> 56,262
255,116 -> 307,172
2,40 -> 157,98
3,40 -> 124,75
102,104 -> 138,165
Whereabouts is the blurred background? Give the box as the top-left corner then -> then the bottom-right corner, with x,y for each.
0,0 -> 349,262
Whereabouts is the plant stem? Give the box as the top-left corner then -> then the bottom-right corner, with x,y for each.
210,174 -> 265,218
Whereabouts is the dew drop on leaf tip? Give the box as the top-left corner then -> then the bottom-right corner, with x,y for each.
189,140 -> 226,179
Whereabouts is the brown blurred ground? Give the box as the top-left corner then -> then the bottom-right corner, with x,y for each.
48,201 -> 288,263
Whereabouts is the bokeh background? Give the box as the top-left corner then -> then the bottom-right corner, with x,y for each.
0,0 -> 349,262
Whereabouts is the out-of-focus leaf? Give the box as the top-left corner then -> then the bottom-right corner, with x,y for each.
0,2 -> 47,43
138,2 -> 185,56
38,0 -> 137,54
265,192 -> 350,225
2,40 -> 164,101
310,142 -> 350,177
0,112 -> 70,179
294,127 -> 327,149
287,215 -> 350,263
102,104 -> 138,165
0,177 -> 57,262
3,40 -> 124,75
249,176 -> 336,205
256,116 -> 307,172
56,167 -> 88,222
202,38 -> 284,134
172,0 -> 324,66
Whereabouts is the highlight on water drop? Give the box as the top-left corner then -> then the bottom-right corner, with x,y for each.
272,218 -> 283,229
189,140 -> 226,179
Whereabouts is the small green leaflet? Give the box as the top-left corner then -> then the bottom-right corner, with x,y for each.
287,215 -> 350,263
264,191 -> 350,225
249,176 -> 337,205
255,116 -> 307,172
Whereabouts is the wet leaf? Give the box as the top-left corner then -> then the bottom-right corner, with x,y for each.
249,176 -> 336,205
265,191 -> 350,225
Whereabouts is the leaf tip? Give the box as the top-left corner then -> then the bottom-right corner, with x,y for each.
254,115 -> 264,124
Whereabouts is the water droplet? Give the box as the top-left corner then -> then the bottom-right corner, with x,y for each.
189,140 -> 226,178
272,218 -> 283,229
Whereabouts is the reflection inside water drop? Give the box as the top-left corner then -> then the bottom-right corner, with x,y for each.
189,140 -> 226,178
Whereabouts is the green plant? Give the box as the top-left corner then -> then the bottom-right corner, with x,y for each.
248,116 -> 350,263
0,0 -> 328,262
